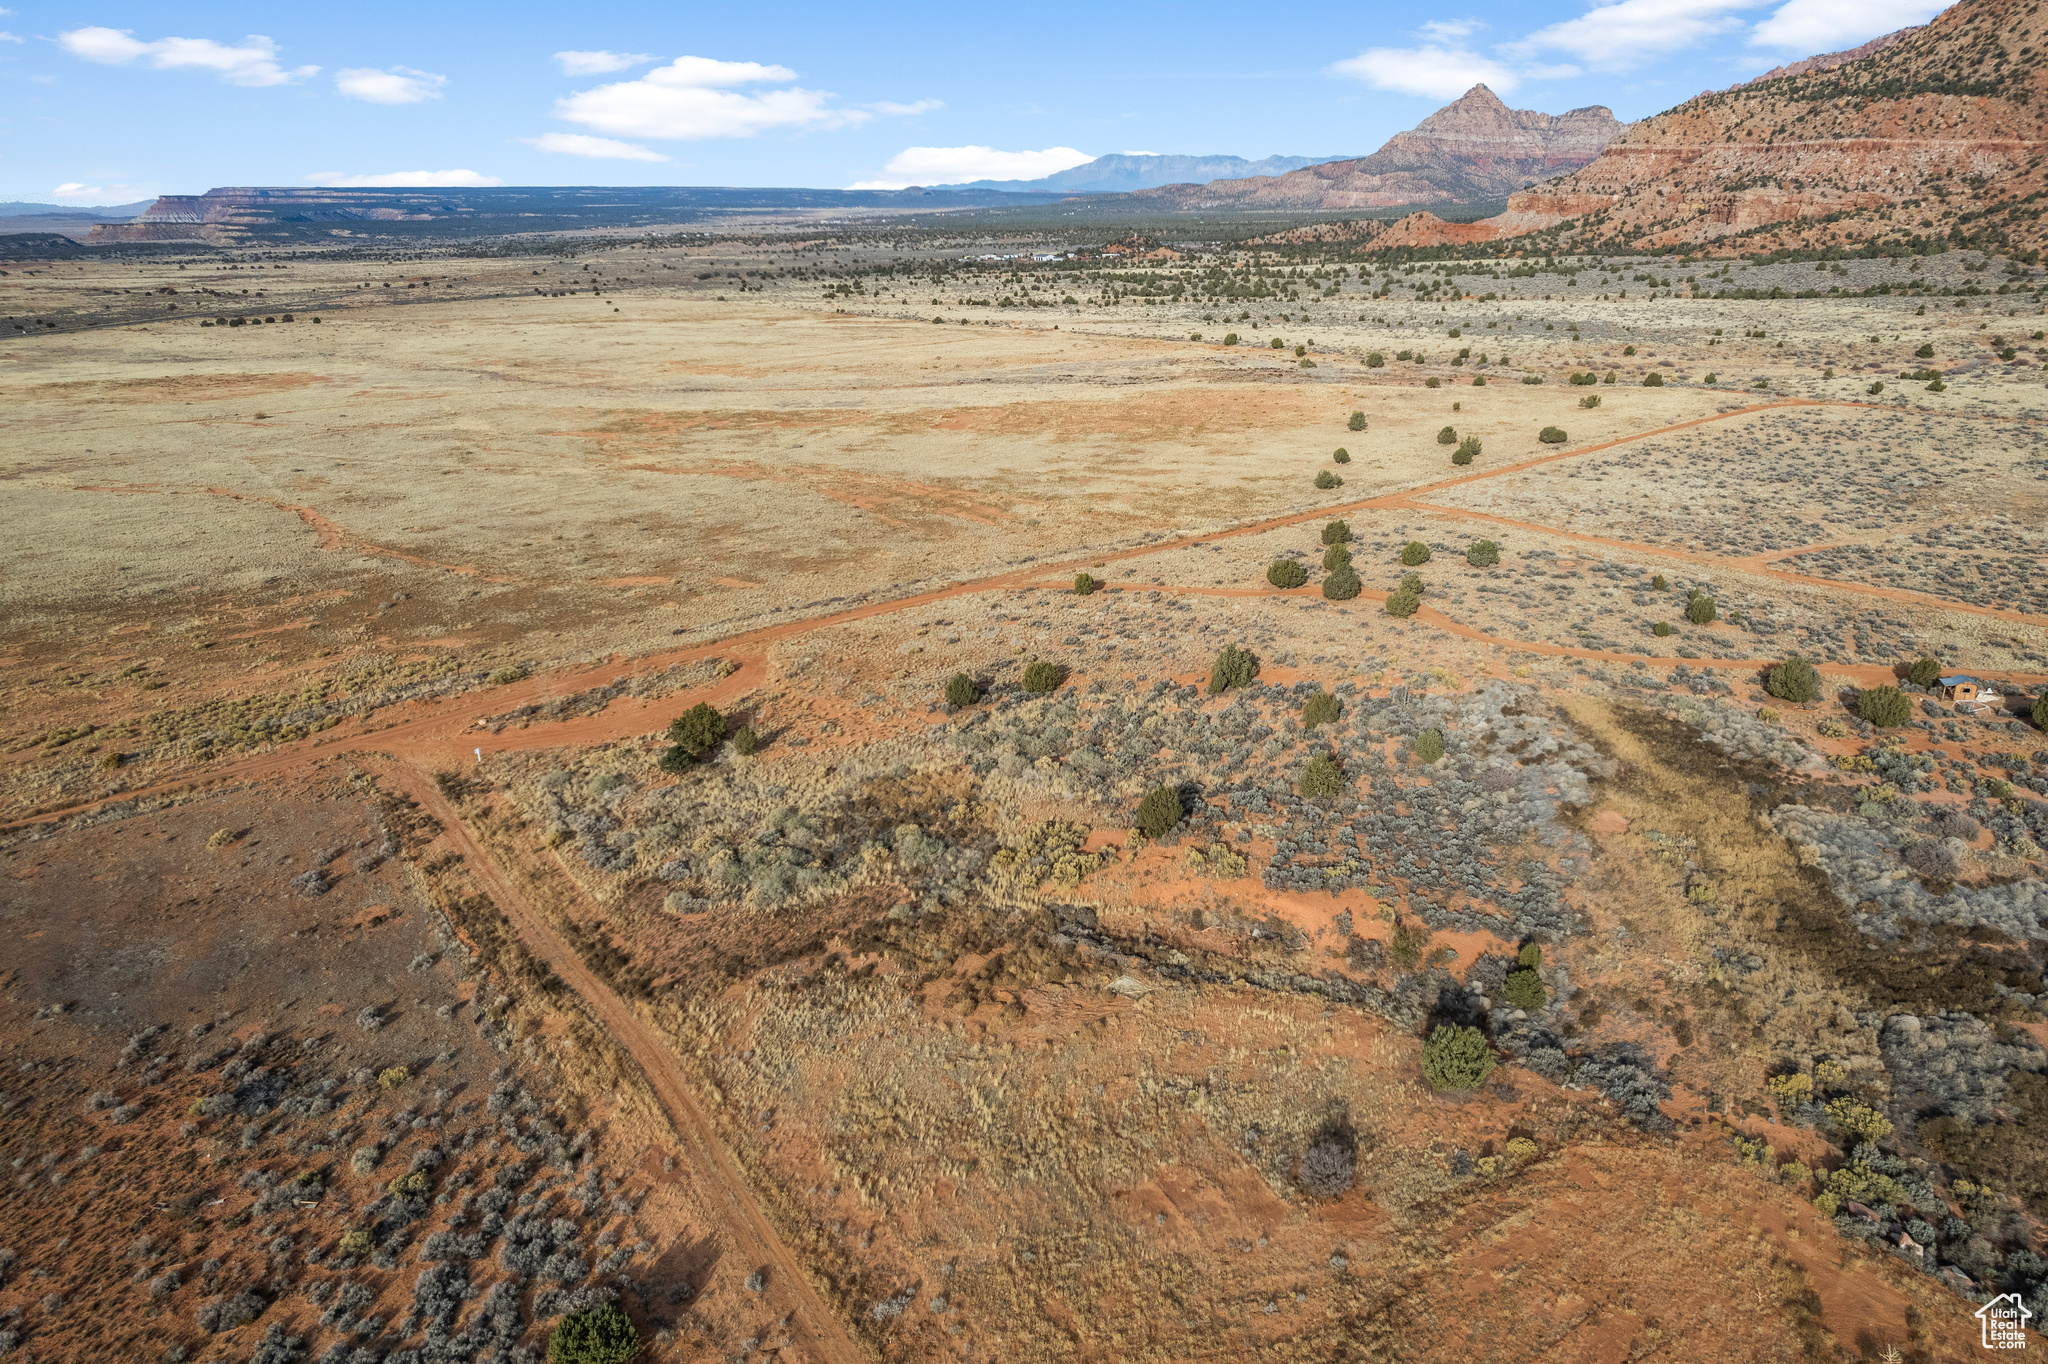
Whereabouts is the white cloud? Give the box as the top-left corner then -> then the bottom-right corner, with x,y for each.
1750,0 -> 1947,50
335,66 -> 447,104
50,182 -> 158,205
553,50 -> 652,76
1506,0 -> 1752,69
0,31 -> 22,43
1419,19 -> 1483,38
554,55 -> 870,140
847,145 -> 1095,189
525,132 -> 669,161
58,26 -> 316,85
867,99 -> 943,116
302,169 -> 501,187
1328,43 -> 1520,98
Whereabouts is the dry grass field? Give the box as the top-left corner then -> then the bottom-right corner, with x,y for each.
2,230 -> 2046,1362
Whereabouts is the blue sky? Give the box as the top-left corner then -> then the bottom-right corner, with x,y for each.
1,0 -> 1951,204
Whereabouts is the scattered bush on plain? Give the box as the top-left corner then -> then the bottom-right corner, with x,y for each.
1267,560 -> 1308,589
1207,644 -> 1259,694
1421,1025 -> 1495,1091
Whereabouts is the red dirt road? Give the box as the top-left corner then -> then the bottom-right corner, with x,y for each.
385,763 -> 869,1364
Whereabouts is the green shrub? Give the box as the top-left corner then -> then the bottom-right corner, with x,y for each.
1651,574 -> 1668,590
1349,410 -> 1368,429
1450,444 -> 1473,466
1223,332 -> 1239,346
1388,916 -> 1427,969
1520,375 -> 1542,385
657,745 -> 691,774
1207,644 -> 1259,694
547,1302 -> 640,1364
1517,942 -> 1541,969
1396,349 -> 1414,361
1384,588 -> 1419,618
1652,621 -> 1671,637
1685,594 -> 1717,625
1365,352 -> 1385,368
1400,541 -> 1432,566
2034,690 -> 2048,730
1425,377 -> 1441,389
1927,377 -> 1946,393
1454,436 -> 1481,462
1270,337 -> 1285,350
1314,470 -> 1342,489
1857,685 -> 1910,727
731,725 -> 759,756
1568,371 -> 1597,386
1022,660 -> 1064,693
1321,566 -> 1361,600
1300,751 -> 1344,798
1472,374 -> 1487,386
945,672 -> 981,707
1466,539 -> 1499,567
1136,785 -> 1184,838
1436,425 -> 1457,445
1421,1024 -> 1495,1091
1766,656 -> 1821,703
1413,728 -> 1444,763
1322,543 -> 1352,572
1538,426 -> 1567,444
1267,559 -> 1308,589
1302,691 -> 1341,729
1642,372 -> 1664,387
1915,342 -> 1935,358
1073,572 -> 1097,595
1905,656 -> 1942,687
1321,519 -> 1350,546
1503,969 -> 1546,1010
1825,1098 -> 1894,1143
1867,380 -> 1884,395
668,702 -> 725,756
1332,447 -> 1351,463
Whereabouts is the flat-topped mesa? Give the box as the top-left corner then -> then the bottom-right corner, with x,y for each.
1129,85 -> 1622,211
91,186 -> 457,243
1354,0 -> 2048,253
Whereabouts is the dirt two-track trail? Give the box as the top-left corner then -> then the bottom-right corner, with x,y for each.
384,762 -> 870,1364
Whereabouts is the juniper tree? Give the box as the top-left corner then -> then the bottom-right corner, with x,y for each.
1208,644 -> 1259,693
1300,751 -> 1344,798
1136,786 -> 1184,838
1766,656 -> 1821,703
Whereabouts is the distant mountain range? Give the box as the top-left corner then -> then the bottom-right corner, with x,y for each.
0,200 -> 155,219
960,153 -> 1357,195
85,184 -> 1075,245
1111,86 -> 1621,212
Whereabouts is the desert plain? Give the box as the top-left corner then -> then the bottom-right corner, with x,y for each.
3,228 -> 2047,1364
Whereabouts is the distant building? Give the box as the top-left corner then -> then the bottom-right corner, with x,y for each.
1938,675 -> 2003,713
